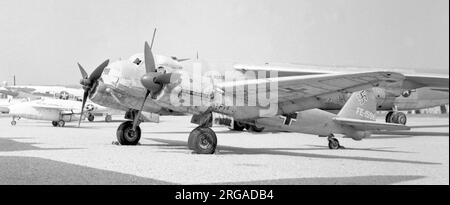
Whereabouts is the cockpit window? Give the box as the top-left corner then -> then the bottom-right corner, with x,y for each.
133,58 -> 142,65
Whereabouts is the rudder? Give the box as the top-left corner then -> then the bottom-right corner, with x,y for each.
337,89 -> 377,121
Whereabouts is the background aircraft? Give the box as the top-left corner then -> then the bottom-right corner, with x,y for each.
76,36 -> 406,154
9,98 -> 85,127
0,83 -> 122,122
247,89 -> 409,149
233,64 -> 449,125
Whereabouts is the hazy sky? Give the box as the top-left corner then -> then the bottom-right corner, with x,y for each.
0,0 -> 448,85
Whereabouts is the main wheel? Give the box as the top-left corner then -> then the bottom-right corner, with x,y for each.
392,112 -> 407,125
248,125 -> 265,132
11,121 -> 16,126
230,121 -> 246,131
52,121 -> 58,127
189,127 -> 217,154
385,111 -> 394,123
328,138 -> 341,150
88,114 -> 95,122
105,115 -> 112,122
58,120 -> 65,127
116,121 -> 141,145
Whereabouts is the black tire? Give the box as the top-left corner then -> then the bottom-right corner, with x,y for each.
190,127 -> 217,154
52,121 -> 58,127
188,128 -> 198,150
58,120 -> 65,127
248,125 -> 265,132
230,121 -> 245,131
393,112 -> 407,125
328,138 -> 340,150
11,121 -> 16,126
385,111 -> 394,123
116,121 -> 141,145
88,114 -> 95,122
105,115 -> 112,122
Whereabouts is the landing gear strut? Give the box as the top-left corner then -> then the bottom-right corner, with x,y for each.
11,117 -> 17,126
327,135 -> 344,150
385,111 -> 407,125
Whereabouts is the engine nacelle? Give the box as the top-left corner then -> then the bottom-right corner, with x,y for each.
345,131 -> 371,141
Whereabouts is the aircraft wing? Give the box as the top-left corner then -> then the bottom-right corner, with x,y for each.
402,74 -> 449,90
0,88 -> 20,97
333,117 -> 410,131
30,104 -> 73,112
234,64 -> 449,89
217,71 -> 405,103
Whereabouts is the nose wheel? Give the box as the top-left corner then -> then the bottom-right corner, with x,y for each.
116,121 -> 141,145
188,127 -> 217,154
11,120 -> 16,126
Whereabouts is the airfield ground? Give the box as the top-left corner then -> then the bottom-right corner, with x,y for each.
0,114 -> 448,185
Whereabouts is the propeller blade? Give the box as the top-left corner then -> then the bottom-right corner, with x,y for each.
78,63 -> 88,79
144,42 -> 156,73
78,90 -> 89,127
89,59 -> 110,82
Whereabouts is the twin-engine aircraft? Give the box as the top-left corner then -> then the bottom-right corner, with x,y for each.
234,64 -> 449,125
75,31 -> 408,154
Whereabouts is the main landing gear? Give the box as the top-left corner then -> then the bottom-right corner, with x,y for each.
188,126 -> 218,154
385,111 -> 407,125
105,115 -> 112,122
11,117 -> 20,126
327,134 -> 345,150
116,121 -> 141,145
116,110 -> 142,145
87,114 -> 95,122
51,120 -> 66,127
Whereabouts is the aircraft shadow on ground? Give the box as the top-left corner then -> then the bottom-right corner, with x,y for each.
0,138 -> 82,152
206,175 -> 426,185
0,155 -> 427,185
145,138 -> 441,166
0,156 -> 173,185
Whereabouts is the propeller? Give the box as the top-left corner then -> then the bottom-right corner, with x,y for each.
131,29 -> 179,131
77,59 -> 110,127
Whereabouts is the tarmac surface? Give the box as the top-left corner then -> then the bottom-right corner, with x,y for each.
0,114 -> 448,185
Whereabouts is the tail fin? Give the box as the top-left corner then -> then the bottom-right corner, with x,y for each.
337,89 -> 377,121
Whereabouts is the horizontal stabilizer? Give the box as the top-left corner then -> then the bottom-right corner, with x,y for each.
333,117 -> 410,131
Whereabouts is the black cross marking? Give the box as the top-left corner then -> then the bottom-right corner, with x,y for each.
280,113 -> 298,126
